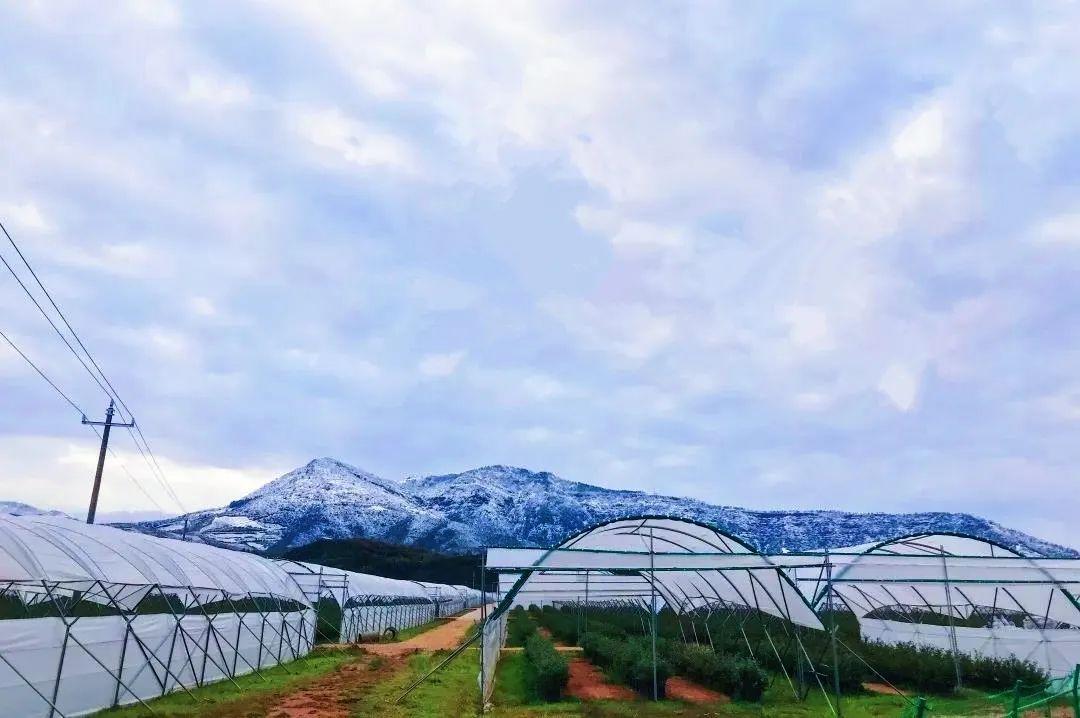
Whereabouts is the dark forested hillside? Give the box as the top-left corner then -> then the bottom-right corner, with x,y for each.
280,536 -> 495,587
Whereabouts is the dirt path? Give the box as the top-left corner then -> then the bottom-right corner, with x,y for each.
665,676 -> 729,704
863,681 -> 906,697
266,654 -> 396,718
364,606 -> 486,657
565,657 -> 637,701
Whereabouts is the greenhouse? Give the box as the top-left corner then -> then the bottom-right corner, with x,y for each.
0,514 -> 485,717
0,513 -> 313,717
797,533 -> 1080,677
480,516 -> 1080,711
274,560 -> 482,643
481,516 -> 826,704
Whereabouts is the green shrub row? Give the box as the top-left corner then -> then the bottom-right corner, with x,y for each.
559,605 -> 1046,694
662,640 -> 769,701
524,633 -> 569,701
506,607 -> 537,647
580,633 -> 670,698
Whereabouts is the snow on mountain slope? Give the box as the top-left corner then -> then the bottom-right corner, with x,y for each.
127,458 -> 473,552
0,501 -> 68,518
124,460 -> 1077,557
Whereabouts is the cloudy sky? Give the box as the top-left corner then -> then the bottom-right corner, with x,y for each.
0,1 -> 1078,544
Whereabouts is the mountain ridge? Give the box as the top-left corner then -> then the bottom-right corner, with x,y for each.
120,457 -> 1077,558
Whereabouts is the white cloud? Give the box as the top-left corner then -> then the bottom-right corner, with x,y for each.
1,2 -> 1079,545
188,296 -> 217,318
0,434 -> 282,515
1030,212 -> 1080,247
878,363 -> 921,412
1033,387 -> 1080,423
610,220 -> 689,256
183,73 -> 251,108
289,106 -> 418,174
418,351 -> 466,378
819,97 -> 972,245
546,299 -> 676,362
891,104 -> 946,160
781,305 -> 834,354
0,201 -> 52,233
399,270 -> 484,312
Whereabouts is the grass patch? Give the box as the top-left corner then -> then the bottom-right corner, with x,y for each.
92,647 -> 365,717
351,649 -> 481,718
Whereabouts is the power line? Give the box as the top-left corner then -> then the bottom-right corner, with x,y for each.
0,326 -> 86,416
0,326 -> 166,513
124,426 -> 186,511
0,218 -> 186,514
1,220 -> 136,422
87,423 -> 167,513
0,244 -> 116,405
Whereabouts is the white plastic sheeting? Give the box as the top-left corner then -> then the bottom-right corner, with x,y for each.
486,522 -> 1080,682
789,533 -> 1080,677
274,561 -> 481,641
0,611 -> 313,717
862,619 -> 1080,677
0,515 -> 317,717
0,515 -> 306,605
479,610 -> 507,705
418,582 -> 483,616
794,534 -> 1080,628
487,517 -> 824,630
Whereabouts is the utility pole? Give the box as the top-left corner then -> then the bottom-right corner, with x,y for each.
81,400 -> 135,524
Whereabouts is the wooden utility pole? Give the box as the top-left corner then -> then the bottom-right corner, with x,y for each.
81,400 -> 135,524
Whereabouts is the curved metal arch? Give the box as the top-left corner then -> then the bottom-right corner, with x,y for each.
813,530 -> 1080,618
849,530 -> 1027,559
556,513 -> 763,554
488,514 -> 822,628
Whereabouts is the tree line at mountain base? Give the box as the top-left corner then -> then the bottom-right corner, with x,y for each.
278,536 -> 497,588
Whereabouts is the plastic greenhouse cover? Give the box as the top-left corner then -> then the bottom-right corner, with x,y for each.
487,521 -> 1080,632
274,559 -> 433,604
488,517 -> 824,630
790,533 -> 1080,627
0,514 -> 307,604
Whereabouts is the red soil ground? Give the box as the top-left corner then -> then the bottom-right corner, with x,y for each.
863,681 -> 906,696
565,658 -> 638,701
665,676 -> 729,704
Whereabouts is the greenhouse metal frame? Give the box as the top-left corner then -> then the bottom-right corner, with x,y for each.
480,515 -> 1080,714
0,514 -> 314,717
0,514 -> 485,716
275,560 -> 463,642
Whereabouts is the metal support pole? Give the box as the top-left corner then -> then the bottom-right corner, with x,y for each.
584,569 -> 589,640
650,527 -> 658,701
479,553 -> 487,713
940,547 -> 963,691
825,551 -> 842,718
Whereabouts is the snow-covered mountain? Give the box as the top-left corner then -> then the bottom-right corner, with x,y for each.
0,501 -> 68,518
123,458 -> 1077,557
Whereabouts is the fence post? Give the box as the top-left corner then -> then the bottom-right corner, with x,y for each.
913,696 -> 927,717
1011,679 -> 1021,717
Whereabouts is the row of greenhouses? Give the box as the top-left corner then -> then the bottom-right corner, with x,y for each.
0,513 -> 484,717
480,516 -> 1080,713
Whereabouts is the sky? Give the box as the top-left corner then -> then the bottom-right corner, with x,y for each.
0,1 -> 1078,544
